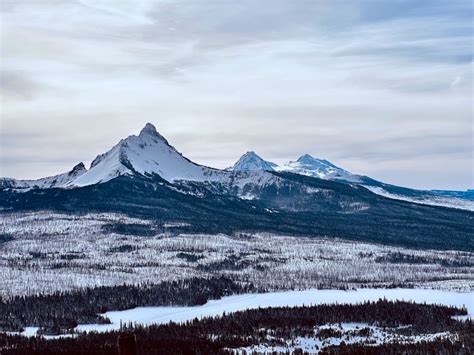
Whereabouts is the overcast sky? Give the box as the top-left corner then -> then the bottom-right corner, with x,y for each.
0,0 -> 472,190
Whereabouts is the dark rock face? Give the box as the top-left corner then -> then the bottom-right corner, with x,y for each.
69,162 -> 86,176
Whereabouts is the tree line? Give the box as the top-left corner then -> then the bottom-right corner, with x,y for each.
0,277 -> 255,334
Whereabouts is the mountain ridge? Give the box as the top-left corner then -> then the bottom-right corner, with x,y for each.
1,123 -> 472,251
1,123 -> 472,212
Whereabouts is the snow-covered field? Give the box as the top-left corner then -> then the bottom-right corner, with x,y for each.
9,287 -> 472,338
1,212 -> 473,296
73,288 -> 473,334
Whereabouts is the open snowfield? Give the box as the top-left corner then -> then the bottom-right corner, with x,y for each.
1,211 -> 473,297
70,288 -> 471,333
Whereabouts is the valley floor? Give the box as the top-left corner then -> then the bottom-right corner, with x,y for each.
1,211 -> 473,297
1,211 -> 473,353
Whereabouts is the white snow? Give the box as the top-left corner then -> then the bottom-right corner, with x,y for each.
19,327 -> 40,337
8,327 -> 77,339
0,163 -> 87,191
452,314 -> 472,321
275,154 -> 361,183
73,123 -> 229,186
230,151 -> 277,171
72,141 -> 130,186
229,152 -> 361,183
364,185 -> 474,211
239,193 -> 257,200
230,170 -> 282,189
75,288 -> 473,334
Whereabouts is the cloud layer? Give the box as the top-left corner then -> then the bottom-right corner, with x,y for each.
1,0 -> 472,189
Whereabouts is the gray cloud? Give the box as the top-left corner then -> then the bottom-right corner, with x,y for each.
0,71 -> 44,100
0,0 -> 472,190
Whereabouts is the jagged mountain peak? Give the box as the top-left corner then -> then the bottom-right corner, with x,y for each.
73,123 -> 228,186
140,122 -> 158,135
231,151 -> 277,171
69,162 -> 86,175
243,151 -> 258,157
138,122 -> 169,144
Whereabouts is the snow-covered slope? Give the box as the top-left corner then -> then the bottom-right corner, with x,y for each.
275,154 -> 361,182
363,185 -> 474,212
73,123 -> 229,186
230,151 -> 277,172
228,152 -> 360,182
0,163 -> 87,191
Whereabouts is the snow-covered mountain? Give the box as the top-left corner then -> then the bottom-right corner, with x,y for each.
73,123 -> 228,186
1,123 -> 472,253
229,152 -> 360,183
230,151 -> 277,172
1,123 -> 472,211
276,154 -> 361,182
0,123 -> 229,190
1,123 -> 281,191
227,152 -> 473,211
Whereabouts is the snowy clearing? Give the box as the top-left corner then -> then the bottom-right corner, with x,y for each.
73,288 -> 473,334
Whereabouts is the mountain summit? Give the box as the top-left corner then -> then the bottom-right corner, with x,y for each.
277,154 -> 359,182
140,122 -> 159,136
228,151 -> 359,182
73,123 -> 225,186
138,123 -> 169,144
231,151 -> 277,172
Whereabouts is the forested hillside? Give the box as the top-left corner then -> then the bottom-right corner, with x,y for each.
1,174 -> 472,251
